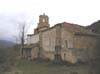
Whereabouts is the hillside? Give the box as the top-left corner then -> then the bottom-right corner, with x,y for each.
87,20 -> 100,34
0,40 -> 15,47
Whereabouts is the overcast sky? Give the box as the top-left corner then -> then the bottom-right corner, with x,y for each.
0,0 -> 100,41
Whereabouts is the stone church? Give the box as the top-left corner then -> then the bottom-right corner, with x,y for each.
22,14 -> 99,64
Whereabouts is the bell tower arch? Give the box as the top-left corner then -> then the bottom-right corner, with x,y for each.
34,13 -> 50,34
38,13 -> 50,28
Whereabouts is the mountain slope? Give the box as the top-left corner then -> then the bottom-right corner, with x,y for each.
0,40 -> 15,47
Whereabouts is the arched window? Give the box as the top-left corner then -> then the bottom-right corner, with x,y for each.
43,18 -> 45,22
65,40 -> 68,48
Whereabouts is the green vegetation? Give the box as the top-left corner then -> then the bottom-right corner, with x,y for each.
4,59 -> 88,74
0,46 -> 18,73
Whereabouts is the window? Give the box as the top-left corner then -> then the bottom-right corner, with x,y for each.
65,40 -> 68,48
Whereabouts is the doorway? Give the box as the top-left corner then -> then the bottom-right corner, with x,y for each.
64,53 -> 66,61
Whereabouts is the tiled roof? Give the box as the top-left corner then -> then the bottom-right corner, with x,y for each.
61,22 -> 98,36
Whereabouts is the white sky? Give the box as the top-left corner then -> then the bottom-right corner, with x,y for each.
0,0 -> 100,41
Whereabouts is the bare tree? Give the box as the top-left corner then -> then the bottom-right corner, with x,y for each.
13,21 -> 30,57
20,22 -> 26,47
18,22 -> 30,57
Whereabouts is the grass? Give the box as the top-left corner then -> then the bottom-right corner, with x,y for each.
6,59 -> 89,74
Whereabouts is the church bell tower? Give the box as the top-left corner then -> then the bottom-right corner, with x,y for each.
34,13 -> 50,34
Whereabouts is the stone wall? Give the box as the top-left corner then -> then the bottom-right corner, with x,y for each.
42,51 -> 55,60
60,50 -> 77,63
59,27 -> 99,63
31,46 -> 39,59
42,28 -> 56,52
61,28 -> 74,50
38,27 -> 56,60
73,35 -> 99,62
27,34 -> 39,44
60,27 -> 77,63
